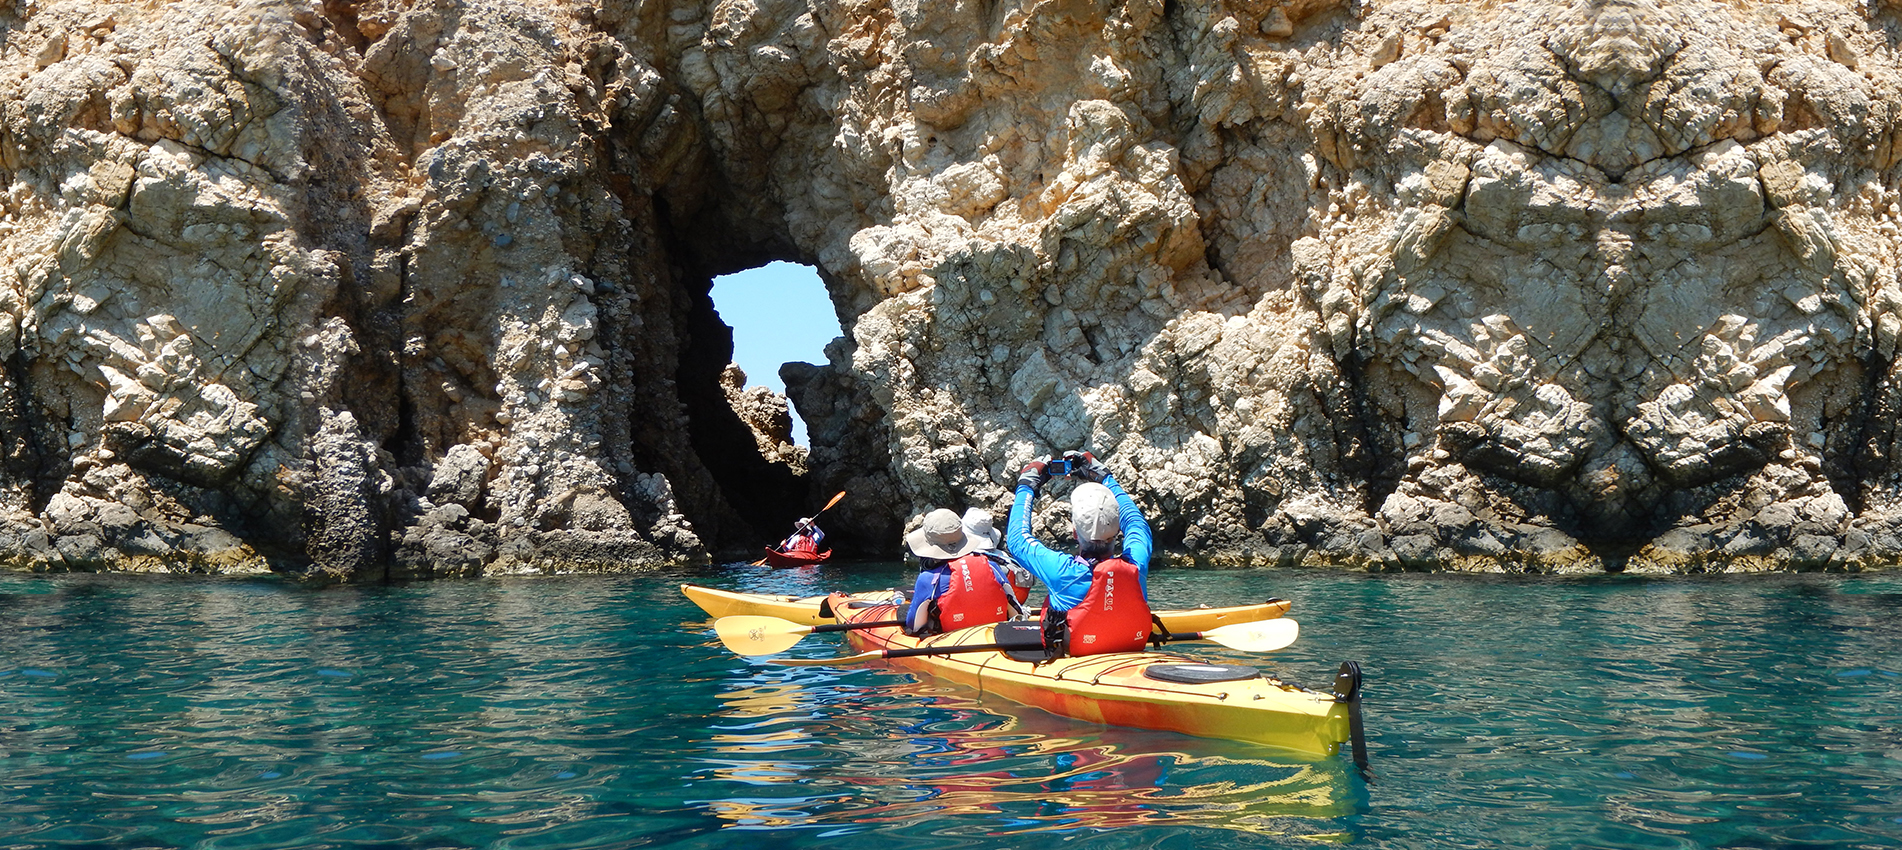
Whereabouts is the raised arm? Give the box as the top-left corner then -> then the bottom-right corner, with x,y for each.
1007,463 -> 1093,610
1103,473 -> 1152,590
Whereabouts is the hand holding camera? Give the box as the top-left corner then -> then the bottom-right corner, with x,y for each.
1063,450 -> 1108,483
1021,451 -> 1109,490
1017,458 -> 1052,491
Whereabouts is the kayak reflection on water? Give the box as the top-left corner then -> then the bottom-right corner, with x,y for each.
691,668 -> 1363,837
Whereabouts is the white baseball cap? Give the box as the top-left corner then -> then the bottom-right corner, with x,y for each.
1071,482 -> 1120,543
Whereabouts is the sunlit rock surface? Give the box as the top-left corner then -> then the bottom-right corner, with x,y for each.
3,0 -> 1900,575
721,363 -> 806,473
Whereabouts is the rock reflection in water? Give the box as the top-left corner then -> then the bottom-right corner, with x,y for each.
692,666 -> 1359,836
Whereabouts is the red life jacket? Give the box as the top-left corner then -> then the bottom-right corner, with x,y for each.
935,553 -> 1013,631
1063,556 -> 1152,656
785,531 -> 820,554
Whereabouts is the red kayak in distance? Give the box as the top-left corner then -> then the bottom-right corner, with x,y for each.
760,548 -> 830,568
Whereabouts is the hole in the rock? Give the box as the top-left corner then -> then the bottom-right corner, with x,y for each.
709,262 -> 843,446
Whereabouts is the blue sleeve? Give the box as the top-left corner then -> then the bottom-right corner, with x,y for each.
906,568 -> 942,630
1104,474 -> 1152,594
1008,483 -> 1092,611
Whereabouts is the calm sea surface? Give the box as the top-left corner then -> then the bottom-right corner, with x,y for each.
1,564 -> 1898,849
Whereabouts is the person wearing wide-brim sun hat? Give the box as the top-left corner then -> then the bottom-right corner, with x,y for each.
902,508 -> 1027,636
1007,449 -> 1155,657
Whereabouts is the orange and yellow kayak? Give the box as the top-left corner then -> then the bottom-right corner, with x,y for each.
680,584 -> 1292,632
828,594 -> 1361,758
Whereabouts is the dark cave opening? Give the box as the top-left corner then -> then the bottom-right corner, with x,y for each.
674,271 -> 811,558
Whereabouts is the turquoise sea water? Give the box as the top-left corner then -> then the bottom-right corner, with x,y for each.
1,564 -> 1899,849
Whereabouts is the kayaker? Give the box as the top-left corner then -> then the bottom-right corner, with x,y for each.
961,507 -> 1035,606
1009,450 -> 1155,656
903,508 -> 1026,636
781,517 -> 825,556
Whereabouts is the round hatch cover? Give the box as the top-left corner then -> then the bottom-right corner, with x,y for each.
1143,663 -> 1261,684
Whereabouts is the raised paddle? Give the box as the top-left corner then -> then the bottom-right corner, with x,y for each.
715,614 -> 906,656
751,490 -> 847,566
765,618 -> 1301,666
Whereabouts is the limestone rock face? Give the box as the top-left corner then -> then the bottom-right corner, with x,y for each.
720,363 -> 807,472
4,0 -> 1902,575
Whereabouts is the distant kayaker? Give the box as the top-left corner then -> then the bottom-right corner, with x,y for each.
781,517 -> 825,556
1009,450 -> 1155,656
903,508 -> 1027,636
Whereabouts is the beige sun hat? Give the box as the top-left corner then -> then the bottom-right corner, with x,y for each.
1071,482 -> 1121,544
961,508 -> 1002,550
906,508 -> 983,560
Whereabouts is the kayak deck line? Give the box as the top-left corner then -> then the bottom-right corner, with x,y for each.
994,650 -> 1301,697
936,622 -> 1308,698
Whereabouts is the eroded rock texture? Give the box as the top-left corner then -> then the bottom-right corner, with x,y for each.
3,0 -> 1901,575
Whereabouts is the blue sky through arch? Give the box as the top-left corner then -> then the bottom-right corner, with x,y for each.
709,261 -> 844,445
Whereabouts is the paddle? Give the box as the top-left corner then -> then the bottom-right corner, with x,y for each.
765,618 -> 1300,666
751,490 -> 847,566
715,614 -> 906,656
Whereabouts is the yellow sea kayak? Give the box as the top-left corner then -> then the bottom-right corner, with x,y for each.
826,594 -> 1365,759
679,584 -> 1293,632
680,584 -> 902,626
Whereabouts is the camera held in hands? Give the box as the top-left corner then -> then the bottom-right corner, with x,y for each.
1045,458 -> 1073,477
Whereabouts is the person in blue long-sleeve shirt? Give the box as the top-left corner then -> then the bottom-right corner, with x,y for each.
1008,450 -> 1154,655
903,508 -> 1025,635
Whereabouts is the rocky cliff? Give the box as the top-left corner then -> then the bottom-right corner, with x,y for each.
3,0 -> 1900,577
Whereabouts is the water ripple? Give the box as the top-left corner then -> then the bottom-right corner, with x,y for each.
2,570 -> 1901,848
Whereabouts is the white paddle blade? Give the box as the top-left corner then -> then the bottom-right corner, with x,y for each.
715,615 -> 811,656
1203,617 -> 1299,652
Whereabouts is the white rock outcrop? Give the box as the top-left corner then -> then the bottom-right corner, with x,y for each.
3,0 -> 1900,575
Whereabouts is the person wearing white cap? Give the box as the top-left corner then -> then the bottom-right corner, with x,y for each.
961,507 -> 1035,605
1008,449 -> 1155,656
902,507 -> 1026,635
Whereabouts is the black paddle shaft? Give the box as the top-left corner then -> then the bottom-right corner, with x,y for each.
810,619 -> 902,634
882,628 -> 1226,659
883,636 -> 1047,659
